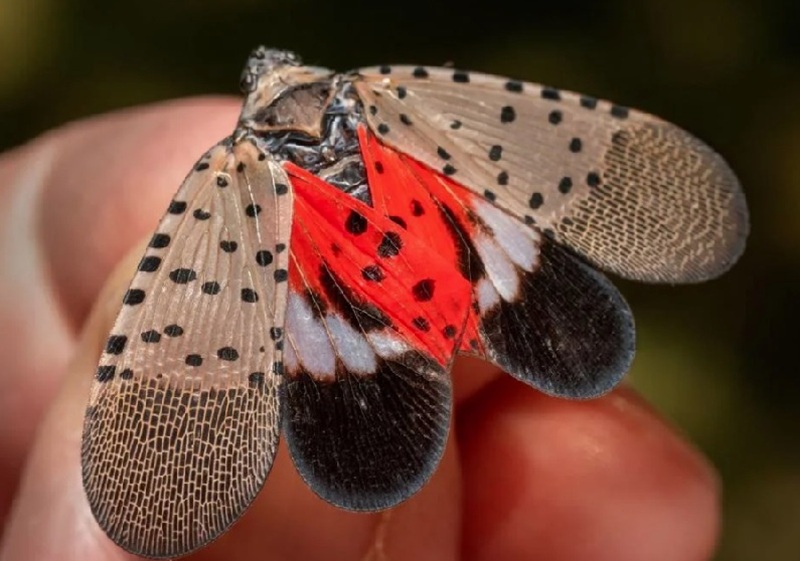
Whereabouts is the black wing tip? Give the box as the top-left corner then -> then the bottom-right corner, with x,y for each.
284,355 -> 452,512
525,306 -> 636,400
290,447 -> 446,512
551,255 -> 636,400
500,286 -> 636,400
481,239 -> 637,399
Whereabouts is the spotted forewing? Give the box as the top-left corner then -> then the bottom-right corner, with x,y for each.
81,47 -> 748,558
82,141 -> 292,557
355,66 -> 747,283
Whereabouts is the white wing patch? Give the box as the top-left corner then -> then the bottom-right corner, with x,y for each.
354,65 -> 748,283
475,277 -> 501,314
468,199 -> 542,306
473,230 -> 520,302
81,140 -> 293,559
285,291 -> 337,379
325,313 -> 378,374
472,198 -> 541,272
284,300 -> 380,379
366,330 -> 413,359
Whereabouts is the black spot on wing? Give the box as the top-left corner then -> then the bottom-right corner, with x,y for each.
500,106 -> 516,123
256,250 -> 274,266
505,80 -> 523,93
202,281 -> 221,295
169,268 -> 197,284
377,231 -> 403,258
217,347 -> 240,361
123,289 -> 145,305
241,288 -> 259,303
478,239 -> 634,398
610,105 -> 629,119
168,201 -> 187,214
541,87 -> 561,101
284,351 -> 450,511
412,279 -> 435,302
149,234 -> 170,248
140,330 -> 161,343
220,240 -> 238,253
96,365 -> 115,382
185,354 -> 203,367
106,335 -> 128,355
361,265 -> 385,282
345,210 -> 368,235
164,324 -> 184,337
138,256 -> 162,272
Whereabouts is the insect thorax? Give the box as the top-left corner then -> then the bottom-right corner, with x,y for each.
253,80 -> 372,204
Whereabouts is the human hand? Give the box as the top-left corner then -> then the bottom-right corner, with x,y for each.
0,98 -> 719,561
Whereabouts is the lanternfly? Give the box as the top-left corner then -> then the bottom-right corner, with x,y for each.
81,47 -> 749,558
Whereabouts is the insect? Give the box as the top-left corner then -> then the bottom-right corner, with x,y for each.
81,47 -> 748,558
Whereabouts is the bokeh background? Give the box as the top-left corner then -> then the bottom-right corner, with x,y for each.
1,0 -> 797,559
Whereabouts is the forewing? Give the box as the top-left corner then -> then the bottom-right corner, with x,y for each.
359,126 -> 634,398
281,162 -> 471,511
354,66 -> 748,283
81,141 -> 293,558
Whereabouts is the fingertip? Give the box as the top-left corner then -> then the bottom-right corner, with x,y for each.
452,355 -> 503,404
0,248 -> 144,561
458,379 -> 720,561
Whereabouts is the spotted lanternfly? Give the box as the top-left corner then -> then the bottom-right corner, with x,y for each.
81,47 -> 749,558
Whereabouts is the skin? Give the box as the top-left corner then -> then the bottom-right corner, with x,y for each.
0,97 -> 720,561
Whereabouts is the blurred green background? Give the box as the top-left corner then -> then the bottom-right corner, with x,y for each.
1,0 -> 797,559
